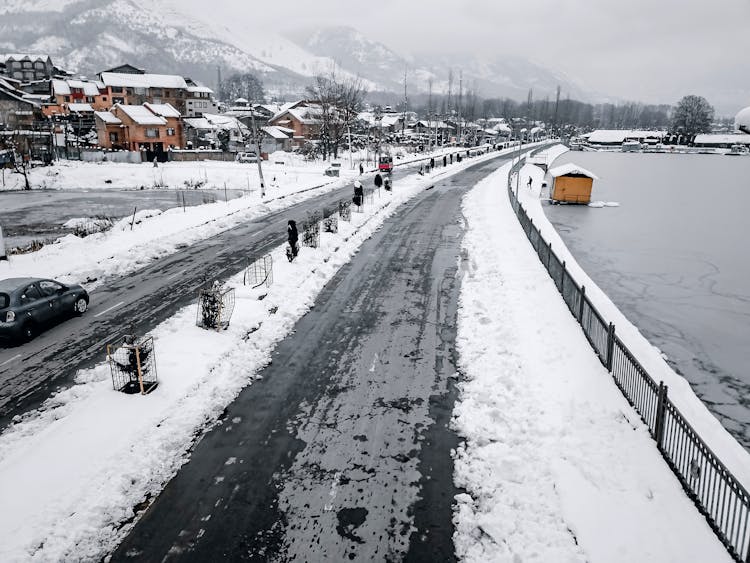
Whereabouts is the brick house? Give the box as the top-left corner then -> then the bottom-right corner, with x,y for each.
44,78 -> 111,117
95,103 -> 182,152
98,72 -> 189,114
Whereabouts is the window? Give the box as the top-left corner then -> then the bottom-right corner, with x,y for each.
38,280 -> 63,297
11,61 -> 21,68
145,128 -> 159,138
112,87 -> 123,93
0,293 -> 8,308
34,61 -> 45,70
86,96 -> 94,103
22,61 -> 32,69
151,88 -> 162,96
21,285 -> 42,303
126,88 -> 134,95
12,71 -> 23,79
64,96 -> 71,102
134,87 -> 145,95
102,97 -> 108,102
109,132 -> 119,142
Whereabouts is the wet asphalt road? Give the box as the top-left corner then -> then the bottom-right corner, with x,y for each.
110,157 -> 511,562
0,152 -> 498,429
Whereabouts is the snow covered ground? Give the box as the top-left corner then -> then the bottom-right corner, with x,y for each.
0,147 -> 512,562
452,152 -> 741,561
0,145 -> 478,289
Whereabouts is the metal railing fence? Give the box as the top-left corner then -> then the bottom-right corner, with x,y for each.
506,156 -> 750,562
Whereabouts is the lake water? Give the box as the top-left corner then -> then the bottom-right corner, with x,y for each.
544,151 -> 750,450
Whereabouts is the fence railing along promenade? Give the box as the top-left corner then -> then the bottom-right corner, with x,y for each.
507,156 -> 750,562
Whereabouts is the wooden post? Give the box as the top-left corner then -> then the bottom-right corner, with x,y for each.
135,346 -> 145,395
130,206 -> 137,231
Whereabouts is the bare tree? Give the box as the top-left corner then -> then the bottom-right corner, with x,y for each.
0,133 -> 32,190
307,67 -> 368,160
671,95 -> 714,136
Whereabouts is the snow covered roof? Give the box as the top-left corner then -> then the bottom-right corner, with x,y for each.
53,79 -> 100,96
183,117 -> 214,130
67,103 -> 94,113
587,129 -> 666,144
0,53 -> 50,62
492,123 -> 512,133
115,104 -> 167,125
201,113 -> 249,132
234,97 -> 249,104
94,111 -> 122,125
100,72 -> 188,89
415,120 -> 452,129
549,163 -> 599,179
693,133 -> 750,145
143,102 -> 181,118
187,86 -> 213,94
261,125 -> 294,139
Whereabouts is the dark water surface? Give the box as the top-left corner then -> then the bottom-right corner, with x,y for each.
544,151 -> 750,449
0,188 -> 243,248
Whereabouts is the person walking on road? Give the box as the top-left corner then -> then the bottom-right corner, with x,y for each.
443,155 -> 447,167
374,173 -> 383,188
429,157 -> 435,170
527,176 -> 533,189
353,179 -> 364,207
359,162 -> 364,175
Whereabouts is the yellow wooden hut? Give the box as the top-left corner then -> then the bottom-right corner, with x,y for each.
548,163 -> 599,204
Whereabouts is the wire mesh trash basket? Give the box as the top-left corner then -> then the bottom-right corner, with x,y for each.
196,283 -> 235,330
364,188 -> 375,205
339,200 -> 352,222
107,334 -> 158,395
302,217 -> 321,248
323,213 -> 338,233
245,254 -> 273,288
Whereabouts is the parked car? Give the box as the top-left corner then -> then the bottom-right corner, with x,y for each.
324,162 -> 342,177
0,278 -> 89,343
236,152 -> 258,163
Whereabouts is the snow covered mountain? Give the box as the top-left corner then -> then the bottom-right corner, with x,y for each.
0,1 -> 587,102
290,26 -> 588,101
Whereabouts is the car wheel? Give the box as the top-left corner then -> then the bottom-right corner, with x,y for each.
74,298 -> 88,315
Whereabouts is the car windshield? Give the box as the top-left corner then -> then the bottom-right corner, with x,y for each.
0,293 -> 8,309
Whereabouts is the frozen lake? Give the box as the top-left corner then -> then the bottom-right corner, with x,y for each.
0,188 -> 244,249
544,151 -> 750,450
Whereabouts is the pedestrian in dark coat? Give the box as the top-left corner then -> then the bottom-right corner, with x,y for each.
353,180 -> 364,206
443,155 -> 447,167
287,220 -> 299,256
450,154 -> 453,164
359,162 -> 364,175
430,157 -> 435,169
374,173 -> 383,188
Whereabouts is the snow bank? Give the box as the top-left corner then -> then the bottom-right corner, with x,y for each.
520,148 -> 750,486
453,160 -> 732,562
0,147 -> 511,562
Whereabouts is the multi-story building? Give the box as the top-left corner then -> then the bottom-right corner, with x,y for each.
98,72 -> 190,114
0,54 -> 65,82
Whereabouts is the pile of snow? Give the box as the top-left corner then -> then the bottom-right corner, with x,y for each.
0,147 -> 513,562
453,158 -> 733,562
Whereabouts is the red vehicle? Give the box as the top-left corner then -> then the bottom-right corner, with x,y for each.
378,155 -> 393,173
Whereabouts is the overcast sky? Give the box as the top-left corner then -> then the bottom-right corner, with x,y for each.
253,0 -> 749,113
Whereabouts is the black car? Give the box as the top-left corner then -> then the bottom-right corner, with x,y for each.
0,277 -> 89,343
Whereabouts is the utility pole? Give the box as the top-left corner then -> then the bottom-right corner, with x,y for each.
458,71 -> 463,144
402,65 -> 408,135
553,84 -> 561,136
249,106 -> 266,198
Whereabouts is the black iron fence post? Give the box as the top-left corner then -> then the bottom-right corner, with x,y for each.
546,242 -> 552,270
579,286 -> 586,323
561,261 -> 566,291
606,322 -> 615,371
654,382 -> 668,448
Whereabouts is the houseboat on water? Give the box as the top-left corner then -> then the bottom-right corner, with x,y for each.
621,139 -> 642,152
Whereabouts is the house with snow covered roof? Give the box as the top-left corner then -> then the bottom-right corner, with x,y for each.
182,113 -> 249,151
0,79 -> 43,130
268,102 -> 324,147
0,54 -> 67,82
98,72 -> 190,114
185,85 -> 219,118
44,78 -> 110,116
95,103 -> 182,152
586,129 -> 666,147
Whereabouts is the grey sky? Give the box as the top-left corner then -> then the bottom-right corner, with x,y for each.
258,0 -> 749,113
